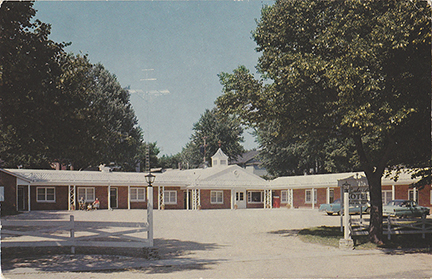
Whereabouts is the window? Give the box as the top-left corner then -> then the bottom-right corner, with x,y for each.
220,160 -> 227,165
37,187 -> 55,202
382,190 -> 392,205
164,190 -> 177,204
211,191 -> 223,204
281,190 -> 288,203
329,189 -> 334,203
130,187 -> 145,202
408,189 -> 417,202
213,160 -> 217,166
236,192 -> 244,201
78,187 -> 95,202
305,189 -> 317,204
248,191 -> 263,203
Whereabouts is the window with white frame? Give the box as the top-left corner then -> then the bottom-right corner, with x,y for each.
305,189 -> 317,204
248,191 -> 263,203
164,190 -> 177,204
130,187 -> 146,202
281,190 -> 288,203
211,191 -> 223,204
78,187 -> 95,203
382,190 -> 392,205
37,187 -> 55,202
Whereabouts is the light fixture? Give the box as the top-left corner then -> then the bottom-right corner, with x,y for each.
145,173 -> 155,186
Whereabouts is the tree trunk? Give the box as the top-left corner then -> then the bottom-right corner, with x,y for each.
365,171 -> 384,245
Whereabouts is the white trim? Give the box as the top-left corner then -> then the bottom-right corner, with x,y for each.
305,189 -> 317,204
36,187 -> 56,203
164,190 -> 177,205
430,190 -> 432,205
130,187 -> 146,202
248,191 -> 263,203
77,187 -> 95,203
211,190 -> 223,204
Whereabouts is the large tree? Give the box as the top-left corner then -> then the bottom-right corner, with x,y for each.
0,1 -> 143,170
0,1 -> 66,167
217,0 -> 431,244
181,108 -> 245,168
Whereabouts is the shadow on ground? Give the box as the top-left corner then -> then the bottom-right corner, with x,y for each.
2,238 -> 223,274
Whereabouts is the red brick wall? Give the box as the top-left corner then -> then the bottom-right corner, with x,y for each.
31,185 -> 69,210
200,189 -> 231,209
0,171 -> 17,213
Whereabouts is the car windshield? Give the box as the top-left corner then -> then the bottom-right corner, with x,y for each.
333,199 -> 341,204
388,200 -> 404,206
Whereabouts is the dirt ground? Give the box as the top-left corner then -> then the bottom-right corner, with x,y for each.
2,209 -> 432,278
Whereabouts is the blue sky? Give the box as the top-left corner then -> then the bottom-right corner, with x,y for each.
34,0 -> 274,155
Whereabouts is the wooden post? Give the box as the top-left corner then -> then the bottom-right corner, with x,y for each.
70,215 -> 75,254
147,186 -> 153,246
387,217 -> 391,240
422,214 -> 426,239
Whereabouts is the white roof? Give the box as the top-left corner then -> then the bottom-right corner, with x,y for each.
3,165 -> 268,189
270,171 -> 417,189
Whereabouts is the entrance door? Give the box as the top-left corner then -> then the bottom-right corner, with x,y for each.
17,186 -> 28,211
110,187 -> 118,209
235,191 -> 246,209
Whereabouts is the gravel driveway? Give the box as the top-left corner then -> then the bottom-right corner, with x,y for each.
2,208 -> 432,278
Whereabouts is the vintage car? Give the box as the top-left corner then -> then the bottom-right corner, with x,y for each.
383,199 -> 430,218
319,199 -> 370,215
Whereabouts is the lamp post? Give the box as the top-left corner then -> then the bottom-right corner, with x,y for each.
145,173 -> 155,246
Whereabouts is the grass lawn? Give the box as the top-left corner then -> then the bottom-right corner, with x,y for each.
298,226 -> 432,251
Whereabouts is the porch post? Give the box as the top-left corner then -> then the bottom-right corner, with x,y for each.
127,185 -> 130,210
27,185 -> 31,211
326,187 -> 330,204
157,186 -> 161,210
231,189 -> 235,210
186,189 -> 189,210
108,185 -> 111,209
311,188 -> 315,210
391,185 -> 395,200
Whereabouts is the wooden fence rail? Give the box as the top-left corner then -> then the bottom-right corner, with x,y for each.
350,216 -> 432,240
1,215 -> 151,253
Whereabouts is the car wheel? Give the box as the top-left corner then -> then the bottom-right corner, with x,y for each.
327,212 -> 333,216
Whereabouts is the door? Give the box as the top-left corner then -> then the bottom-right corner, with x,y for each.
17,186 -> 28,211
235,191 -> 246,209
110,187 -> 118,209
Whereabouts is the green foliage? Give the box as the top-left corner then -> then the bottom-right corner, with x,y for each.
181,108 -> 245,168
217,0 -> 430,243
257,122 -> 361,177
0,1 -> 143,170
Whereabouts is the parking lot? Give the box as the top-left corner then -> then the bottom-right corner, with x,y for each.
2,208 -> 432,278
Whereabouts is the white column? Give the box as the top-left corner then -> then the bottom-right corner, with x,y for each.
127,186 -> 131,210
147,186 -> 153,246
108,185 -> 111,210
186,189 -> 189,210
343,191 -> 351,240
158,186 -> 161,210
231,189 -> 235,209
392,185 -> 395,200
311,188 -> 315,210
27,185 -> 31,211
326,187 -> 330,204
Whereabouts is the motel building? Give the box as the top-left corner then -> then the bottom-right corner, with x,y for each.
0,149 -> 431,213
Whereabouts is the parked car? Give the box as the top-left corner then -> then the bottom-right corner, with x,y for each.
383,199 -> 430,218
319,199 -> 370,215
